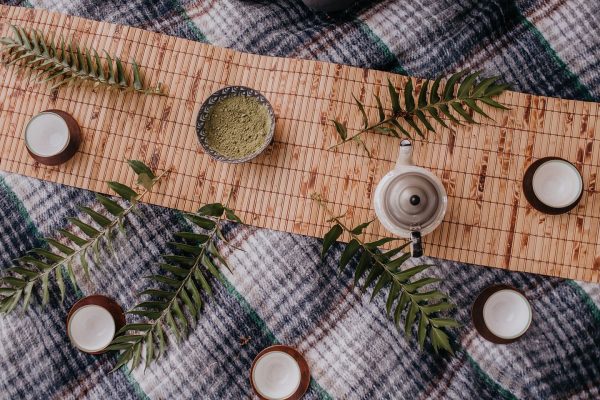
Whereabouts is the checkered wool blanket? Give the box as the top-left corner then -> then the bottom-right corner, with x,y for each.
1,1 -> 599,399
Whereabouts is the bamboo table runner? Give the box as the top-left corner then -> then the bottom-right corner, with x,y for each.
1,6 -> 599,283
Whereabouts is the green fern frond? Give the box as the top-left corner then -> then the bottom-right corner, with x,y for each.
313,194 -> 459,354
0,161 -> 169,313
331,70 -> 510,155
0,25 -> 165,95
107,202 -> 243,371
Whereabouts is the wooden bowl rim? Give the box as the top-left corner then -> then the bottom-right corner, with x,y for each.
195,85 -> 275,164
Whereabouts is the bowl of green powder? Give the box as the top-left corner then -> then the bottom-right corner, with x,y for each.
196,86 -> 275,163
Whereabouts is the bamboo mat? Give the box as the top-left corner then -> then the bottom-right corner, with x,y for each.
0,6 -> 599,283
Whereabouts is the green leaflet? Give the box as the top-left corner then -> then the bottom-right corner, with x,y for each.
387,79 -> 401,114
109,201 -> 243,371
197,203 -> 225,217
127,160 -> 156,190
332,120 -> 348,140
330,70 -> 510,156
107,182 -> 138,201
404,78 -> 415,112
0,25 -> 165,95
185,213 -> 216,230
339,239 -> 360,271
322,224 -> 342,258
353,95 -> 369,128
351,219 -> 374,235
0,160 -> 166,313
224,207 -> 242,223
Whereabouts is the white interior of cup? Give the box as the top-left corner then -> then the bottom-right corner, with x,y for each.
252,351 -> 301,400
24,112 -> 70,157
483,289 -> 532,339
532,160 -> 582,208
68,305 -> 115,352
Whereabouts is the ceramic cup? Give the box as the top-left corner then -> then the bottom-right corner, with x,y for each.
472,285 -> 533,344
250,345 -> 310,400
523,157 -> 583,215
24,110 -> 81,166
66,295 -> 126,354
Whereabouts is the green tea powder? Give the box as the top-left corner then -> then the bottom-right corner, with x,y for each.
205,96 -> 271,159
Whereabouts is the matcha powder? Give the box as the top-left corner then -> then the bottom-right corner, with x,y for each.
205,95 -> 271,159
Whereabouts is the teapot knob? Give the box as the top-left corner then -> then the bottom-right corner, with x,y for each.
396,139 -> 414,168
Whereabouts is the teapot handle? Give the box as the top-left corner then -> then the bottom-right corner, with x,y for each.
396,139 -> 414,168
410,231 -> 424,258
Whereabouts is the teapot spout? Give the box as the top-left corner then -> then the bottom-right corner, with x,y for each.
396,139 -> 414,168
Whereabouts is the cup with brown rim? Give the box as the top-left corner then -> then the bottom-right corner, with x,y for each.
24,109 -> 82,166
66,295 -> 125,355
523,157 -> 583,215
472,285 -> 533,344
250,345 -> 310,400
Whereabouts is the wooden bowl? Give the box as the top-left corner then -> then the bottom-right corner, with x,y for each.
195,86 -> 275,163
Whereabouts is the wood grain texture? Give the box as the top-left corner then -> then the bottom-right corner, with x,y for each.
1,6 -> 599,283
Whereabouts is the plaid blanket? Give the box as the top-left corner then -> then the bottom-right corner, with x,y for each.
1,1 -> 600,399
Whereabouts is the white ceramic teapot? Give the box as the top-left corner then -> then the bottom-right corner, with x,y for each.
373,140 -> 448,257
301,0 -> 358,12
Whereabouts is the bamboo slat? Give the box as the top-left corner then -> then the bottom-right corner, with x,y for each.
1,6 -> 599,282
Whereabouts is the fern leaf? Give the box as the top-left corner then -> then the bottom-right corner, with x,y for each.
108,201 -> 240,371
374,94 -> 386,122
353,95 -> 369,129
417,80 -> 429,108
329,70 -> 510,155
339,239 -> 360,271
197,203 -> 225,217
0,25 -> 165,95
0,161 -> 168,313
353,251 -> 371,286
314,195 -> 459,353
107,182 -> 138,201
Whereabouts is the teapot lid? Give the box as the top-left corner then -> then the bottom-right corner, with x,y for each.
383,173 -> 441,229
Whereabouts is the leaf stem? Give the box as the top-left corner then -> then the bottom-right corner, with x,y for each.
116,209 -> 228,364
328,114 -> 402,150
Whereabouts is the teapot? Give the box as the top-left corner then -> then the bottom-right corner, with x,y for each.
301,0 -> 359,12
373,140 -> 448,257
